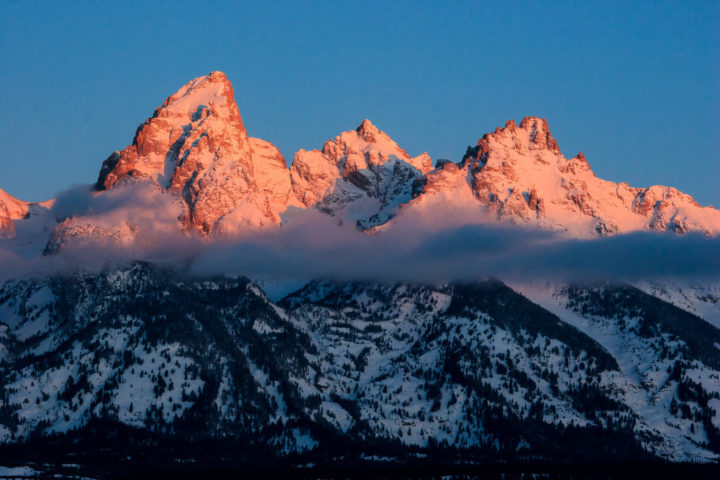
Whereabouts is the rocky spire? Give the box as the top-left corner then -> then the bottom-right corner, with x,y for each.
356,119 -> 381,142
93,71 -> 295,235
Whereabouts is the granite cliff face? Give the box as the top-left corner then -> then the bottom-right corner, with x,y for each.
95,71 -> 298,235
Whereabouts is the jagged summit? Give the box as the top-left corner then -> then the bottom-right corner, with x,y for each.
289,119 -> 432,228
518,116 -> 560,152
92,71 -> 297,236
355,118 -> 380,141
155,71 -> 235,122
349,119 -> 432,173
462,116 -> 562,169
411,116 -> 720,236
96,71 -> 246,191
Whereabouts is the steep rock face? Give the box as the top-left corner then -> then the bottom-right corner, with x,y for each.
0,188 -> 31,220
411,117 -> 720,237
249,138 -> 297,212
95,72 -> 296,235
0,202 -> 14,239
290,119 -> 432,229
0,188 -> 29,238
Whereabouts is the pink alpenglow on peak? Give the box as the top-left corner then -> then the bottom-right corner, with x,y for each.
353,119 -> 433,174
290,119 -> 433,229
0,188 -> 54,240
9,71 -> 720,253
0,188 -> 33,220
0,202 -> 14,239
408,116 -> 720,236
95,71 -> 297,235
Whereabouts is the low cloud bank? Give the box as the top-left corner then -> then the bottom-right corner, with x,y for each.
1,184 -> 718,285
191,211 -> 720,284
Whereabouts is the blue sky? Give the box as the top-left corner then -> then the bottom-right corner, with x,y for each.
1,1 -> 718,205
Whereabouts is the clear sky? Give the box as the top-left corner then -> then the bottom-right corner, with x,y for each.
1,1 -> 718,205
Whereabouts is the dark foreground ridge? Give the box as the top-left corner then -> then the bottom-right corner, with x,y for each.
0,424 -> 718,479
0,262 -> 719,473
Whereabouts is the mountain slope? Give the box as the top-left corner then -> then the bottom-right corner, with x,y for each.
0,263 -> 325,453
2,266 -> 718,465
283,279 -> 720,461
515,281 -> 720,460
634,281 -> 720,329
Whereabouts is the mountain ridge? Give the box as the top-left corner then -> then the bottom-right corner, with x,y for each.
410,116 -> 720,236
3,71 -> 717,247
1,72 -> 719,471
1,262 -> 718,466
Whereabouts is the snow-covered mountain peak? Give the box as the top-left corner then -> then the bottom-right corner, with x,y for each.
462,115 -> 563,172
6,68 -> 720,249
96,71 -> 251,193
90,72 -> 299,237
289,120 -> 432,228
412,117 -> 720,236
320,119 -> 419,167
158,71 -> 235,119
